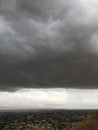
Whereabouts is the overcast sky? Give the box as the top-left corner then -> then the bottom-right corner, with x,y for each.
0,0 -> 98,89
0,0 -> 98,109
0,88 -> 98,109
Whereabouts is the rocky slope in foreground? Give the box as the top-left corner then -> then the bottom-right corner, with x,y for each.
70,110 -> 98,130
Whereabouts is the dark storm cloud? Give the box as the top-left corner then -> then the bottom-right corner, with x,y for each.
0,0 -> 98,90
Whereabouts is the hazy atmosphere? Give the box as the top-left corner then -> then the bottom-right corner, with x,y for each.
0,89 -> 98,109
0,0 -> 98,109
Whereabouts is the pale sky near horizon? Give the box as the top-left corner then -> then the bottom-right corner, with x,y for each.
0,88 -> 98,109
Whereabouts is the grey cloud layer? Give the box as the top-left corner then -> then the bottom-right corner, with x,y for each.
0,0 -> 98,90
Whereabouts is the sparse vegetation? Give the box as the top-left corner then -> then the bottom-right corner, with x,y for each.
70,111 -> 98,130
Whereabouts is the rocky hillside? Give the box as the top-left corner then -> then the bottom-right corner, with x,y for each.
70,111 -> 98,130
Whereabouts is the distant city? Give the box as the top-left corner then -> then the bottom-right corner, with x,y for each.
0,109 -> 96,130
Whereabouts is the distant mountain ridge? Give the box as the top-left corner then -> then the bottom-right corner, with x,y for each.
70,110 -> 98,130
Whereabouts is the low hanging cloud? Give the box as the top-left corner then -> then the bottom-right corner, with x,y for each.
0,0 -> 98,90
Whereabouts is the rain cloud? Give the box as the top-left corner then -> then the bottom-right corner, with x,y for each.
0,0 -> 98,90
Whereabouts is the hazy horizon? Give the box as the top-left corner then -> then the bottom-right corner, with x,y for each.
0,88 -> 98,109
